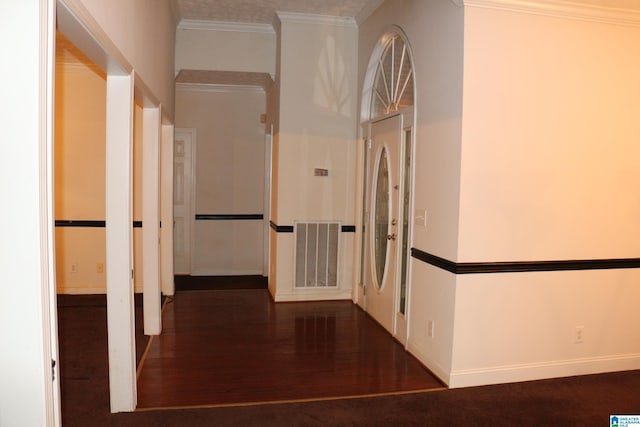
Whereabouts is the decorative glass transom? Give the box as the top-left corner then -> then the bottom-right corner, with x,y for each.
371,34 -> 414,118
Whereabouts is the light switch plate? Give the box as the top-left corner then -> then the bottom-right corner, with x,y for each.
415,209 -> 427,226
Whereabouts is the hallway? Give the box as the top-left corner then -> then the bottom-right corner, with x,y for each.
135,286 -> 444,409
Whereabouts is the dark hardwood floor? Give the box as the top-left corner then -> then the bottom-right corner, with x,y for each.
57,287 -> 640,425
136,287 -> 444,409
174,274 -> 268,291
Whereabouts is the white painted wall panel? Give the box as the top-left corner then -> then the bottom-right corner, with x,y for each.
76,0 -> 176,120
0,0 -> 58,423
451,269 -> 640,387
459,6 -> 640,262
270,15 -> 359,301
176,29 -> 276,76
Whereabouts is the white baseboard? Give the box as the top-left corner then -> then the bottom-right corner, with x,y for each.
448,353 -> 640,388
406,341 -> 451,386
57,285 -> 144,294
57,285 -> 106,295
190,269 -> 264,276
274,288 -> 353,302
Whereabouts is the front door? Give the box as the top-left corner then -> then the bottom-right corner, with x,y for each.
364,115 -> 402,334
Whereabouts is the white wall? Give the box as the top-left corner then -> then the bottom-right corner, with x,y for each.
175,87 -> 266,275
0,0 -> 57,424
459,5 -> 640,262
176,28 -> 276,77
54,62 -> 107,293
270,14 -> 359,301
75,0 -> 177,120
451,269 -> 640,387
450,2 -> 640,387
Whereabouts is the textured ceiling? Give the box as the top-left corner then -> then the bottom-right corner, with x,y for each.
177,0 -> 374,24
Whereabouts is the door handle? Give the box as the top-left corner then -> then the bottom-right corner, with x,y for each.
391,219 -> 397,226
387,233 -> 396,241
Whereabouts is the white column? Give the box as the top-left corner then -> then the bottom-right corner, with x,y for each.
105,72 -> 136,412
160,124 -> 175,295
0,0 -> 59,425
143,107 -> 162,335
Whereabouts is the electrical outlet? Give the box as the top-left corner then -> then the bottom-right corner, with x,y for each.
97,263 -> 104,273
428,320 -> 435,338
575,326 -> 584,344
71,263 -> 78,273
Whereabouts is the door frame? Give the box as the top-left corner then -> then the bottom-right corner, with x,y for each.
263,124 -> 273,277
358,108 -> 415,345
173,128 -> 196,275
357,27 -> 416,347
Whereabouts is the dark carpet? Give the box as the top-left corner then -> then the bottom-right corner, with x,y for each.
57,291 -> 640,426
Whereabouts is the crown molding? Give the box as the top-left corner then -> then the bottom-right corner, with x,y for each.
176,82 -> 265,94
168,0 -> 181,27
463,0 -> 640,27
355,0 -> 385,25
276,11 -> 357,28
177,19 -> 275,34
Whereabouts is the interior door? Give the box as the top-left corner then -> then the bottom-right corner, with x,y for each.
365,115 -> 402,334
173,129 -> 194,274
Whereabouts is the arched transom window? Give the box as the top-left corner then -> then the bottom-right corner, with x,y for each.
370,34 -> 414,118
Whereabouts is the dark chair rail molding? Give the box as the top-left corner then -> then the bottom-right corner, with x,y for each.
55,220 -> 149,228
196,214 -> 264,221
269,221 -> 294,233
55,220 -> 106,228
411,248 -> 640,274
269,221 -> 356,233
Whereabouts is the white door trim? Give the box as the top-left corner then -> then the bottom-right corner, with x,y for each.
173,128 -> 196,275
142,106 -> 162,335
105,72 -> 137,412
160,124 -> 175,295
263,125 -> 273,276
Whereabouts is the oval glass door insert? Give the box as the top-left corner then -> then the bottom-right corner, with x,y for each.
373,147 -> 390,288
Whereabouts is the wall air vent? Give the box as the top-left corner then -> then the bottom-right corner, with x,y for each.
294,222 -> 339,288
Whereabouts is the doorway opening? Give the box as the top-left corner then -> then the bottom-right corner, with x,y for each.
173,75 -> 271,282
